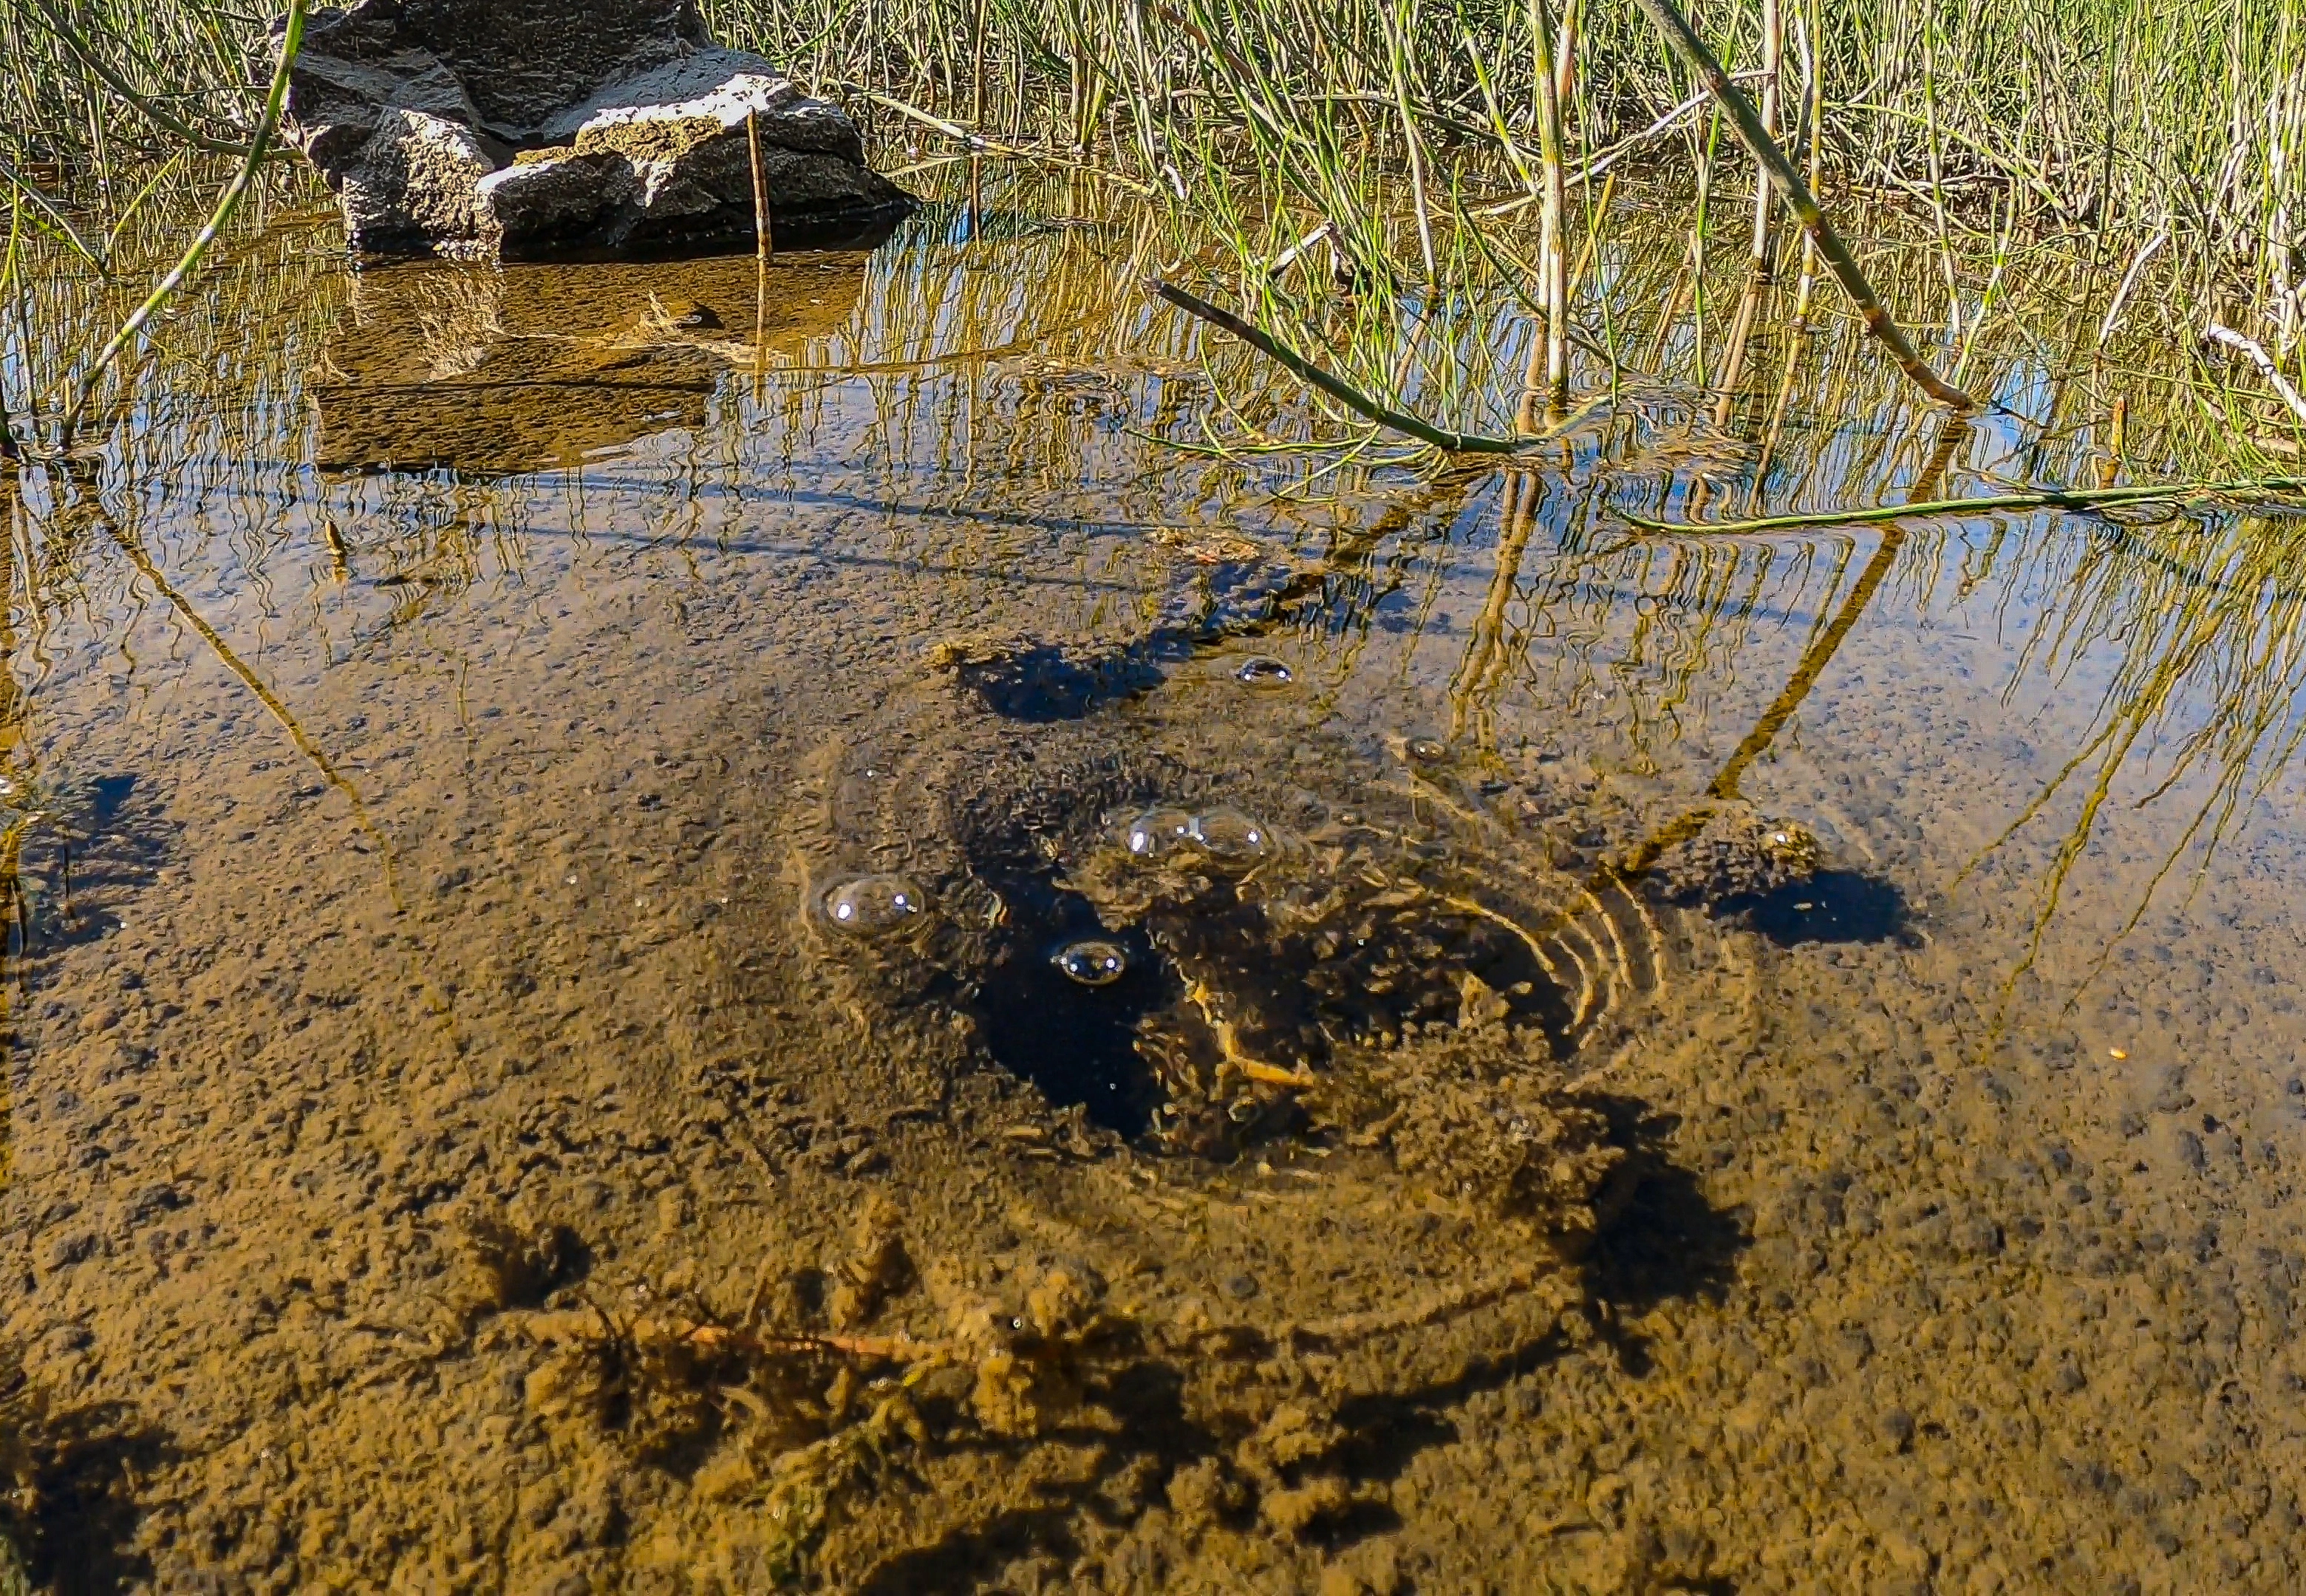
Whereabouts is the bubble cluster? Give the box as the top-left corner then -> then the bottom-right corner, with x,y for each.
822,874 -> 927,936
1125,808 -> 1195,859
1053,939 -> 1128,986
1122,805 -> 1274,868
1187,806 -> 1270,863
1235,655 -> 1293,687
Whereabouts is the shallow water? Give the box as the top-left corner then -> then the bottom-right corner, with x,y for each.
3,172 -> 2305,1592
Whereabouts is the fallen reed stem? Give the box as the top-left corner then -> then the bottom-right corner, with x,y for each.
839,83 -> 1153,193
2098,229 -> 2169,346
1623,478 -> 2306,536
1631,0 -> 1977,409
1145,277 -> 1531,454
2205,324 -> 2306,426
53,0 -> 309,443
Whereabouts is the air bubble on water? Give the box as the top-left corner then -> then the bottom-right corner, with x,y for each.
1189,806 -> 1270,863
1405,737 -> 1449,764
824,874 -> 927,935
1053,939 -> 1128,986
1235,655 -> 1292,687
1125,808 -> 1195,859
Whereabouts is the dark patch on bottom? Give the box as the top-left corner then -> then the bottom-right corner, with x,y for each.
1583,1099 -> 1750,1320
0,1366 -> 169,1595
950,644 -> 1170,722
87,775 -> 137,828
972,864 -> 1177,1137
1725,869 -> 1911,945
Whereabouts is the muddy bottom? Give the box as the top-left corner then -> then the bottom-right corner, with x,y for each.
1,174 -> 2304,1593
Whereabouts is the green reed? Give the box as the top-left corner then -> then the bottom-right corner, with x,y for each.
700,0 -> 2303,325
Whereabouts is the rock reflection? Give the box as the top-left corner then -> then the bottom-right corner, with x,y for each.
311,246 -> 885,474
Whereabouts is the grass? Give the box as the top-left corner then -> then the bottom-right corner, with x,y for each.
4,0 -> 2305,468
5,0 -> 2304,326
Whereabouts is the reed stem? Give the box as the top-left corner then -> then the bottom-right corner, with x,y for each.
1746,0 -> 1781,277
21,0 -> 256,157
1631,0 -> 1977,409
54,0 -> 309,443
1624,478 -> 2306,536
1522,0 -> 1572,421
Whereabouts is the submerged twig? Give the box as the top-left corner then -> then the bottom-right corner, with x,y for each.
1623,477 -> 2306,536
1609,523 -> 1912,887
1630,0 -> 1977,409
1145,278 -> 1530,454
53,0 -> 309,442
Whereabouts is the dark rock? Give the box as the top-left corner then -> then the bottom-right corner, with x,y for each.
1641,803 -> 1824,906
281,0 -> 913,258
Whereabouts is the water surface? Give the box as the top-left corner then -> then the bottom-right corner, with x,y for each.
2,172 -> 2303,1592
